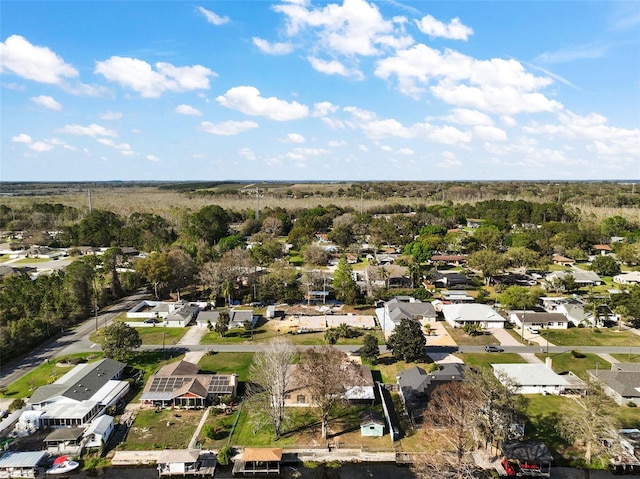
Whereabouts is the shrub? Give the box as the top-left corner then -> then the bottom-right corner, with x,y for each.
217,446 -> 232,466
8,398 -> 25,412
571,349 -> 586,358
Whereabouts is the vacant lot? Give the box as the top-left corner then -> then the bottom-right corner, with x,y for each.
124,408 -> 203,450
541,328 -> 639,347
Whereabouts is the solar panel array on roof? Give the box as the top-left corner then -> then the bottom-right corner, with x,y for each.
208,376 -> 233,394
148,376 -> 189,392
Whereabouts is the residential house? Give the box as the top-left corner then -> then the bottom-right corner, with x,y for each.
25,358 -> 128,429
284,364 -> 375,407
195,308 -> 257,329
552,254 -> 575,266
359,410 -> 385,437
83,414 -> 115,449
376,296 -> 436,337
140,360 -> 238,408
588,363 -> 640,406
439,291 -> 475,303
157,449 -> 217,477
127,300 -> 205,328
397,363 -> 466,426
492,360 -> 586,395
441,303 -> 506,329
429,254 -> 467,266
544,267 -> 603,289
433,272 -> 476,289
509,311 -> 569,330
614,272 -> 640,285
592,244 -> 613,256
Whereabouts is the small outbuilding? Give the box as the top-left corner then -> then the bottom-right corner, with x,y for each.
359,410 -> 385,437
501,440 -> 553,477
157,449 -> 216,477
232,448 -> 282,476
0,451 -> 48,479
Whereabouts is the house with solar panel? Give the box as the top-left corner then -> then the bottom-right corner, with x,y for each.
140,360 -> 238,408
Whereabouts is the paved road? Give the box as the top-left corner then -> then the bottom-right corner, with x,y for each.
0,291 -> 150,389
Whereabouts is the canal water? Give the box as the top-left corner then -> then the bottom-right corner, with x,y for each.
69,462 -> 418,478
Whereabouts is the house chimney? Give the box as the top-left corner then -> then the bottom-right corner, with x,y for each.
545,357 -> 553,369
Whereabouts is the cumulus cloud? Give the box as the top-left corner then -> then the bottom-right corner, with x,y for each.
253,37 -> 294,55
30,95 -> 62,111
97,138 -> 133,155
312,101 -> 339,117
147,154 -> 160,162
328,140 -> 346,147
415,15 -> 473,40
286,147 -> 329,160
95,57 -> 216,98
0,35 -> 78,84
175,104 -> 203,116
471,125 -> 508,141
308,57 -> 363,79
197,6 -> 230,25
100,111 -> 123,120
29,141 -> 55,152
273,0 -> 401,56
216,86 -> 308,121
285,133 -> 306,143
12,133 -> 32,143
444,108 -> 493,126
59,123 -> 118,137
201,120 -> 258,135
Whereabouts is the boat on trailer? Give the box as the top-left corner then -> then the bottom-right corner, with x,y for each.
46,455 -> 80,475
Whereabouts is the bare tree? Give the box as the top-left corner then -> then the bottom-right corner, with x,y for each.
247,337 -> 296,440
412,382 -> 482,479
557,378 -> 619,465
261,216 -> 284,236
296,346 -> 363,439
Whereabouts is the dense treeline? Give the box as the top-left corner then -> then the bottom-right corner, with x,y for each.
1,193 -> 639,366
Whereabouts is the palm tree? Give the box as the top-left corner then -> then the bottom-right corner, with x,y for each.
221,279 -> 234,306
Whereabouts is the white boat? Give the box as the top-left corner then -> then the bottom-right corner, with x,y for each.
46,455 -> 80,475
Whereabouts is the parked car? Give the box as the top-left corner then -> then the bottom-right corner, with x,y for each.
144,318 -> 161,324
526,326 -> 540,334
484,345 -> 504,352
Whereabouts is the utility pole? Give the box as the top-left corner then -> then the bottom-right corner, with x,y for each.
255,188 -> 260,221
88,189 -> 92,213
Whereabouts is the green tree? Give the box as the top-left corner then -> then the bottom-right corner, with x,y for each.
386,318 -> 426,362
185,205 -> 230,246
102,247 -> 124,299
215,310 -> 230,337
616,243 -> 640,266
100,322 -> 141,361
135,252 -> 173,299
467,250 -> 507,285
332,256 -> 357,305
590,255 -> 621,276
360,333 -> 380,364
498,285 -> 543,310
505,246 -> 540,269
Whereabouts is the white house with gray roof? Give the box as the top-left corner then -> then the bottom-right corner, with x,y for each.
544,267 -> 603,290
441,303 -> 506,329
589,363 -> 640,406
492,361 -> 586,395
376,296 -> 436,338
25,358 -> 128,428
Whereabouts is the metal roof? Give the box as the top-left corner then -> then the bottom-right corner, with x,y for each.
0,451 -> 48,468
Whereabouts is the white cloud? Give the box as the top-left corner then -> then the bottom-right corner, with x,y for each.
99,111 -> 123,120
444,108 -> 493,126
216,86 -> 308,121
97,138 -> 132,154
358,144 -> 369,152
175,104 -> 203,116
415,15 -> 473,40
273,0 -> 400,56
285,133 -> 306,143
12,133 -> 32,144
437,151 -> 463,168
238,148 -> 257,160
147,154 -> 160,162
328,140 -> 346,147
30,95 -> 62,111
312,101 -> 339,117
201,120 -> 258,135
286,147 -> 329,160
29,141 -> 54,152
381,145 -> 393,152
95,57 -> 216,98
197,6 -> 230,25
397,147 -> 414,155
471,125 -> 508,141
501,115 -> 517,127
0,35 -> 78,84
375,44 -> 560,113
253,37 -> 294,55
534,42 -> 609,64
60,123 -> 118,137
307,56 -> 363,79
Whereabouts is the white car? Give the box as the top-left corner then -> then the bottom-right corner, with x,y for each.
526,326 -> 540,334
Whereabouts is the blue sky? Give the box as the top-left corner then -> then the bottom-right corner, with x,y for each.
1,0 -> 639,182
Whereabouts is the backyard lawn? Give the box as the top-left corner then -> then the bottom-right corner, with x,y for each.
123,408 -> 203,450
133,327 -> 188,345
198,352 -> 254,381
370,353 -> 437,384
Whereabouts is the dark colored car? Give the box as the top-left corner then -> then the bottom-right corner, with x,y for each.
144,318 -> 161,324
484,345 -> 504,352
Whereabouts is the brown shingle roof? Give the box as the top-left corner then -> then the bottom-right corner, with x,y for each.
241,448 -> 283,462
